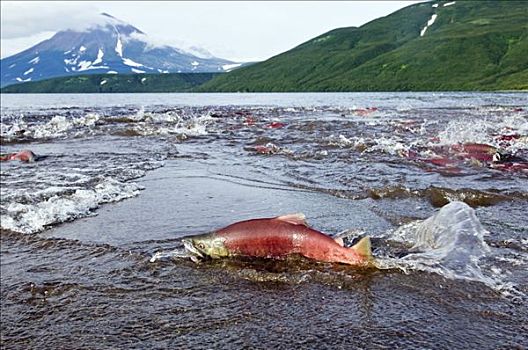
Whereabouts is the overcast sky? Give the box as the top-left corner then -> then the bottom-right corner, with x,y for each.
1,1 -> 421,62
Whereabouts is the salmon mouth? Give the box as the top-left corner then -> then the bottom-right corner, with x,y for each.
182,238 -> 205,262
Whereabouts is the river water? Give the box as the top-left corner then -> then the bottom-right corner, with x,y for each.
1,92 -> 527,349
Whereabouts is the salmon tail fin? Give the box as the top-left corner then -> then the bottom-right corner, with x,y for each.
350,236 -> 374,262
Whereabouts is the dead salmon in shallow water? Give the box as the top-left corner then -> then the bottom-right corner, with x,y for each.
182,213 -> 373,266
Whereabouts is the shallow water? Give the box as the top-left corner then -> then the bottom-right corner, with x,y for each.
1,92 -> 527,348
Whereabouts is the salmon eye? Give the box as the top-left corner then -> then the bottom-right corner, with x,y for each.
197,243 -> 206,250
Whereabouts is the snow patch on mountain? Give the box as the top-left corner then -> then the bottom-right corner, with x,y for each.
122,58 -> 144,68
23,68 -> 34,75
115,35 -> 123,57
93,49 -> 104,65
77,61 -> 92,71
420,13 -> 438,37
64,57 -> 77,65
222,63 -> 243,71
29,57 -> 40,64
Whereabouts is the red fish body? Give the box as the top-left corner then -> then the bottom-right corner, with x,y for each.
454,143 -> 497,162
182,214 -> 373,266
0,150 -> 36,162
266,121 -> 286,129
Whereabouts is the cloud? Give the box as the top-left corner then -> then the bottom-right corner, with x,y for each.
125,32 -> 215,59
0,1 -> 105,39
1,32 -> 55,58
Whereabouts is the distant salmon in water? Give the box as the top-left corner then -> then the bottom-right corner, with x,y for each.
182,213 -> 374,266
0,150 -> 36,162
266,121 -> 286,129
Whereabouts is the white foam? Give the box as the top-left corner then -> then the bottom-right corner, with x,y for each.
0,113 -> 100,141
131,68 -> 145,74
23,68 -> 34,76
127,112 -> 213,137
150,248 -> 191,262
16,77 -> 31,82
79,46 -> 87,52
370,137 -> 410,155
330,134 -> 355,147
0,178 -> 142,234
29,56 -> 40,64
436,114 -> 528,153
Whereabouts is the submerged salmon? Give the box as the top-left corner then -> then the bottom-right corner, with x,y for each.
182,213 -> 373,266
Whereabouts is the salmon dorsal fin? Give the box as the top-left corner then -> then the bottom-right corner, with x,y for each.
276,213 -> 307,226
350,237 -> 373,260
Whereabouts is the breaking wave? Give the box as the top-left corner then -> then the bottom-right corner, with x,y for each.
1,108 -> 214,143
1,177 -> 142,234
375,201 -> 524,297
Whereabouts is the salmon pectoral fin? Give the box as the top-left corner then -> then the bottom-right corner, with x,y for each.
276,213 -> 307,226
350,237 -> 373,261
334,237 -> 345,247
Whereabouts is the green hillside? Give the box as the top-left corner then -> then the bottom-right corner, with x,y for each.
200,0 -> 528,92
0,73 -> 220,93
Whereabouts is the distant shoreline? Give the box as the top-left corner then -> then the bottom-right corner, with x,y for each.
0,72 -> 220,94
2,72 -> 527,94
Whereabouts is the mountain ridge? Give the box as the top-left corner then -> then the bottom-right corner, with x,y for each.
198,0 -> 528,92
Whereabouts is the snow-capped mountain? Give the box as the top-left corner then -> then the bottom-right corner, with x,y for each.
1,13 -> 239,87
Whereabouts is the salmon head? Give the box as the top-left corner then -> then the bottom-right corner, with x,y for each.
181,232 -> 228,261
